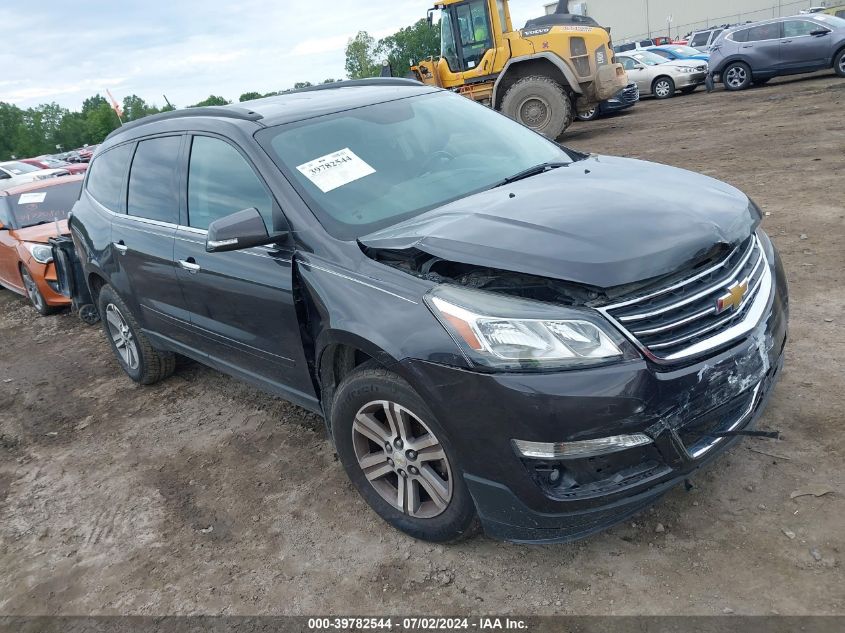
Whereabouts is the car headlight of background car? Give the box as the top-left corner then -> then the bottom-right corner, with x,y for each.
25,243 -> 54,264
425,285 -> 638,371
677,66 -> 698,73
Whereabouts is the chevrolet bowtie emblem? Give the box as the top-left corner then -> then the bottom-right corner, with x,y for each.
716,279 -> 749,314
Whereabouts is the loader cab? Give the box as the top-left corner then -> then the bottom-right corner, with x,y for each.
438,0 -> 508,73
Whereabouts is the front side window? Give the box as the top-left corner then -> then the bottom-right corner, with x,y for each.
258,91 -> 573,240
746,23 -> 782,41
8,180 -> 83,228
127,136 -> 181,224
86,143 -> 133,210
783,20 -> 823,37
619,57 -> 639,70
187,136 -> 273,231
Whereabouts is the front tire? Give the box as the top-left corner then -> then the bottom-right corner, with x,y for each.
834,48 -> 845,78
331,362 -> 478,542
500,75 -> 574,139
723,62 -> 752,90
576,106 -> 600,121
20,266 -> 57,316
652,76 -> 676,99
97,284 -> 175,385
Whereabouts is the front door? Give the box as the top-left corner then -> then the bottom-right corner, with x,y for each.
173,134 -> 314,402
779,19 -> 831,71
620,57 -> 649,93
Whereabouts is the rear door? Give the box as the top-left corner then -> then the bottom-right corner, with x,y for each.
173,134 -> 313,400
779,19 -> 831,70
739,22 -> 783,72
110,135 -> 193,343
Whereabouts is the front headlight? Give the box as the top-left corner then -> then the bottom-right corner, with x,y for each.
425,285 -> 635,371
678,66 -> 697,73
25,243 -> 53,264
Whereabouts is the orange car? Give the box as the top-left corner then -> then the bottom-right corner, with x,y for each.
0,175 -> 83,315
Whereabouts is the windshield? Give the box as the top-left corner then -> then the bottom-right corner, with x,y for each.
815,14 -> 845,27
629,51 -> 668,65
1,161 -> 40,175
257,91 -> 572,240
8,180 -> 82,228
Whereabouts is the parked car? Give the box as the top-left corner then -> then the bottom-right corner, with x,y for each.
617,51 -> 709,97
647,44 -> 711,63
823,5 -> 845,18
688,27 -> 726,51
0,175 -> 83,314
613,36 -> 673,54
576,81 -> 640,120
69,79 -> 788,544
0,161 -> 70,191
710,14 -> 845,90
21,157 -> 88,175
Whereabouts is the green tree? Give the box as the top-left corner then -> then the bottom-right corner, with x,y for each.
378,19 -> 441,77
239,92 -> 263,102
190,95 -> 230,107
122,94 -> 160,122
345,31 -> 380,79
293,81 -> 313,89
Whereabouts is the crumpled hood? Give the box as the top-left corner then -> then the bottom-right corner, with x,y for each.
360,155 -> 758,289
15,219 -> 69,244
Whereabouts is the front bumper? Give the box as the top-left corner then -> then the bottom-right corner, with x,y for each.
401,250 -> 788,543
675,71 -> 709,88
599,83 -> 639,114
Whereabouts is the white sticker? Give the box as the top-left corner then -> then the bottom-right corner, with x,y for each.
18,192 -> 47,204
296,148 -> 375,193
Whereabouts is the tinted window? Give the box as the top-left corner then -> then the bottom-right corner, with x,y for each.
730,29 -> 750,43
127,136 -> 181,224
8,180 -> 83,228
187,136 -> 273,231
783,20 -> 823,36
690,32 -> 711,46
86,144 -> 133,210
746,23 -> 781,41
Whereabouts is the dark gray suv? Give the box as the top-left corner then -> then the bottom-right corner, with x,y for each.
710,13 -> 845,89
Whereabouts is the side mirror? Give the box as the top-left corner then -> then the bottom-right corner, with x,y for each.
810,29 -> 830,36
206,207 -> 283,253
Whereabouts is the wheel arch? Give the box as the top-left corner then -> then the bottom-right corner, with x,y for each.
492,53 -> 582,110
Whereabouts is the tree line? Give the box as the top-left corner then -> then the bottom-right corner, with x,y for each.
0,18 -> 440,161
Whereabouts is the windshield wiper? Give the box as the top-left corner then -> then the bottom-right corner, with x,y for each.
493,161 -> 569,188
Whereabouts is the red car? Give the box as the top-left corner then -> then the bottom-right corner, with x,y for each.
21,157 -> 88,175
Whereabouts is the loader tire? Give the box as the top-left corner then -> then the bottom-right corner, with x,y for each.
500,76 -> 573,139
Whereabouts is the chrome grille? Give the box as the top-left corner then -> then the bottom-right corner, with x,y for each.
601,235 -> 770,362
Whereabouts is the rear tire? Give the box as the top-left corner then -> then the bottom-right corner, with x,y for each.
331,361 -> 479,542
723,62 -> 752,90
652,76 -> 676,99
834,48 -> 845,78
97,284 -> 176,385
500,75 -> 574,139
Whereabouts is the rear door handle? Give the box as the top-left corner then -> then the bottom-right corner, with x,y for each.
178,258 -> 201,274
782,39 -> 792,44
113,241 -> 128,255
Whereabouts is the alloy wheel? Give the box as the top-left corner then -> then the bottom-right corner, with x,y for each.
518,96 -> 552,129
21,268 -> 44,313
839,56 -> 845,75
352,400 -> 453,519
655,80 -> 672,98
105,303 -> 140,370
725,66 -> 747,89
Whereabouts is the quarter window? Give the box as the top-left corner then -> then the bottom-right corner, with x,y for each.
127,136 -> 181,224
86,143 -> 133,211
187,136 -> 273,231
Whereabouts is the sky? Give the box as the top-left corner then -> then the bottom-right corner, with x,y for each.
1,0 -> 544,111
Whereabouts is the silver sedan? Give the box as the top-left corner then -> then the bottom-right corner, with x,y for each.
617,51 -> 709,98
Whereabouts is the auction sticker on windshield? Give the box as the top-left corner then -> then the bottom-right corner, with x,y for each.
297,148 -> 375,193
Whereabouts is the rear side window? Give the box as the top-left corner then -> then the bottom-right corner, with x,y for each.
127,136 -> 181,224
690,32 -> 710,47
8,181 -> 83,228
746,22 -> 781,41
86,144 -> 133,210
187,136 -> 273,231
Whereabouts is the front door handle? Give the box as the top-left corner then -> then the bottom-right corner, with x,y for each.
113,241 -> 128,255
178,258 -> 201,274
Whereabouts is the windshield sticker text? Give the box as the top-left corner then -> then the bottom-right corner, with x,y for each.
297,148 -> 376,193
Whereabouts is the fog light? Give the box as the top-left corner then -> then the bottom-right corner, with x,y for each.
512,434 -> 652,460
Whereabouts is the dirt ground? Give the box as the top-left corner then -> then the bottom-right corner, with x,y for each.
1,72 -> 843,617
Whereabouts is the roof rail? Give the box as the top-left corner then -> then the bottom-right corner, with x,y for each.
288,77 -> 424,95
105,106 -> 264,141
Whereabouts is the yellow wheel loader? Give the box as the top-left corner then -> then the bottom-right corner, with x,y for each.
410,0 -> 628,138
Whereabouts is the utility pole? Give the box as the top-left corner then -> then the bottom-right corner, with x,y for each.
645,0 -> 651,38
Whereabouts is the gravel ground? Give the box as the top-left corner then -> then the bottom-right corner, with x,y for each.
0,71 -> 843,616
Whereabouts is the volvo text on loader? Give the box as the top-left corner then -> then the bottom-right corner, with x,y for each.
410,0 -> 628,138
